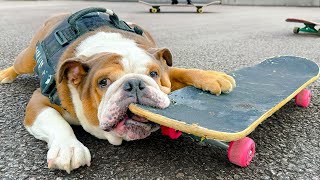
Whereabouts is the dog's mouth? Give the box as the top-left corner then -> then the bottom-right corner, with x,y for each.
98,77 -> 170,141
112,109 -> 160,140
99,101 -> 163,141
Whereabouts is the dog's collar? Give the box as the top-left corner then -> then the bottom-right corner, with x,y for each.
34,7 -> 143,106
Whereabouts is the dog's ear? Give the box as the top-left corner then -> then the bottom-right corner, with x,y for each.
57,56 -> 89,85
148,48 -> 173,67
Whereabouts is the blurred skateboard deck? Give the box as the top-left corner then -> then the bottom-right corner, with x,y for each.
129,56 -> 320,141
286,18 -> 320,34
139,0 -> 221,13
286,18 -> 320,26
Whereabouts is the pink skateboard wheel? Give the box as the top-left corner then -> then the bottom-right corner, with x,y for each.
228,137 -> 255,167
295,89 -> 312,108
160,126 -> 182,139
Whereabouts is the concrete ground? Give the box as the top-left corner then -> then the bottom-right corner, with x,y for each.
0,1 -> 320,179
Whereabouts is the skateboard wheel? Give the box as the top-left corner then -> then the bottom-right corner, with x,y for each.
150,8 -> 158,13
197,8 -> 203,13
228,137 -> 255,167
295,88 -> 311,108
160,125 -> 182,139
293,27 -> 300,34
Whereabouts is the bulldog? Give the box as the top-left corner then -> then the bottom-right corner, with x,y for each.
0,8 -> 235,173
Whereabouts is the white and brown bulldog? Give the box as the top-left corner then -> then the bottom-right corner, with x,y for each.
0,9 -> 235,173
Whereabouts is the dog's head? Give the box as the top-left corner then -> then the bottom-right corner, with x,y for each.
57,46 -> 172,144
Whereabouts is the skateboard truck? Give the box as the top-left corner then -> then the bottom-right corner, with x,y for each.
161,127 -> 256,167
294,24 -> 318,34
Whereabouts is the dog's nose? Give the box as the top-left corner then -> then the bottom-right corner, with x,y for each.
123,79 -> 146,92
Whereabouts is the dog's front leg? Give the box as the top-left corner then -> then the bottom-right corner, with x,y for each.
24,89 -> 91,173
169,67 -> 236,95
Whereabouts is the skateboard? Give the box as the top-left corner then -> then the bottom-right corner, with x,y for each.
139,0 -> 221,13
286,18 -> 320,35
129,56 -> 320,167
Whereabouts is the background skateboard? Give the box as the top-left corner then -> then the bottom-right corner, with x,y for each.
139,0 -> 221,13
286,18 -> 320,35
129,56 -> 319,167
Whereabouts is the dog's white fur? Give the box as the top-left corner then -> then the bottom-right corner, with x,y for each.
26,108 -> 91,173
68,83 -> 123,145
76,32 -> 152,74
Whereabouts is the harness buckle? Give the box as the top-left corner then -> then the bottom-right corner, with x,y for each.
54,30 -> 69,46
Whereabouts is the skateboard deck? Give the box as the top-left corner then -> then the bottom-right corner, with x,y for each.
139,0 -> 221,13
286,18 -> 320,26
129,56 -> 320,141
286,18 -> 320,34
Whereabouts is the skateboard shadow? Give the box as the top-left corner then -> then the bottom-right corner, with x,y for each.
287,33 -> 320,38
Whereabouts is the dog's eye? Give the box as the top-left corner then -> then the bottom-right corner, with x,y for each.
98,78 -> 111,89
149,71 -> 158,78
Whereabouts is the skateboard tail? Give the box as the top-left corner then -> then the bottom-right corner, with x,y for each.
285,18 -> 320,25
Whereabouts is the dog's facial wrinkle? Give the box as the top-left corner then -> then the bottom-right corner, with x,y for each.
98,74 -> 170,140
99,95 -> 136,131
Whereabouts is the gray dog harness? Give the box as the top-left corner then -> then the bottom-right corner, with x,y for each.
34,7 -> 143,105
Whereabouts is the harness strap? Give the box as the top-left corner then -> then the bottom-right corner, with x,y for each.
34,7 -> 143,105
54,27 -> 77,46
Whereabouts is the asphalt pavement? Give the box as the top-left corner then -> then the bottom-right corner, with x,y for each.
0,1 -> 320,179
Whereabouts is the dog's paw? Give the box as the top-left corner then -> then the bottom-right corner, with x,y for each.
0,67 -> 18,84
196,71 -> 236,95
47,138 -> 91,173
